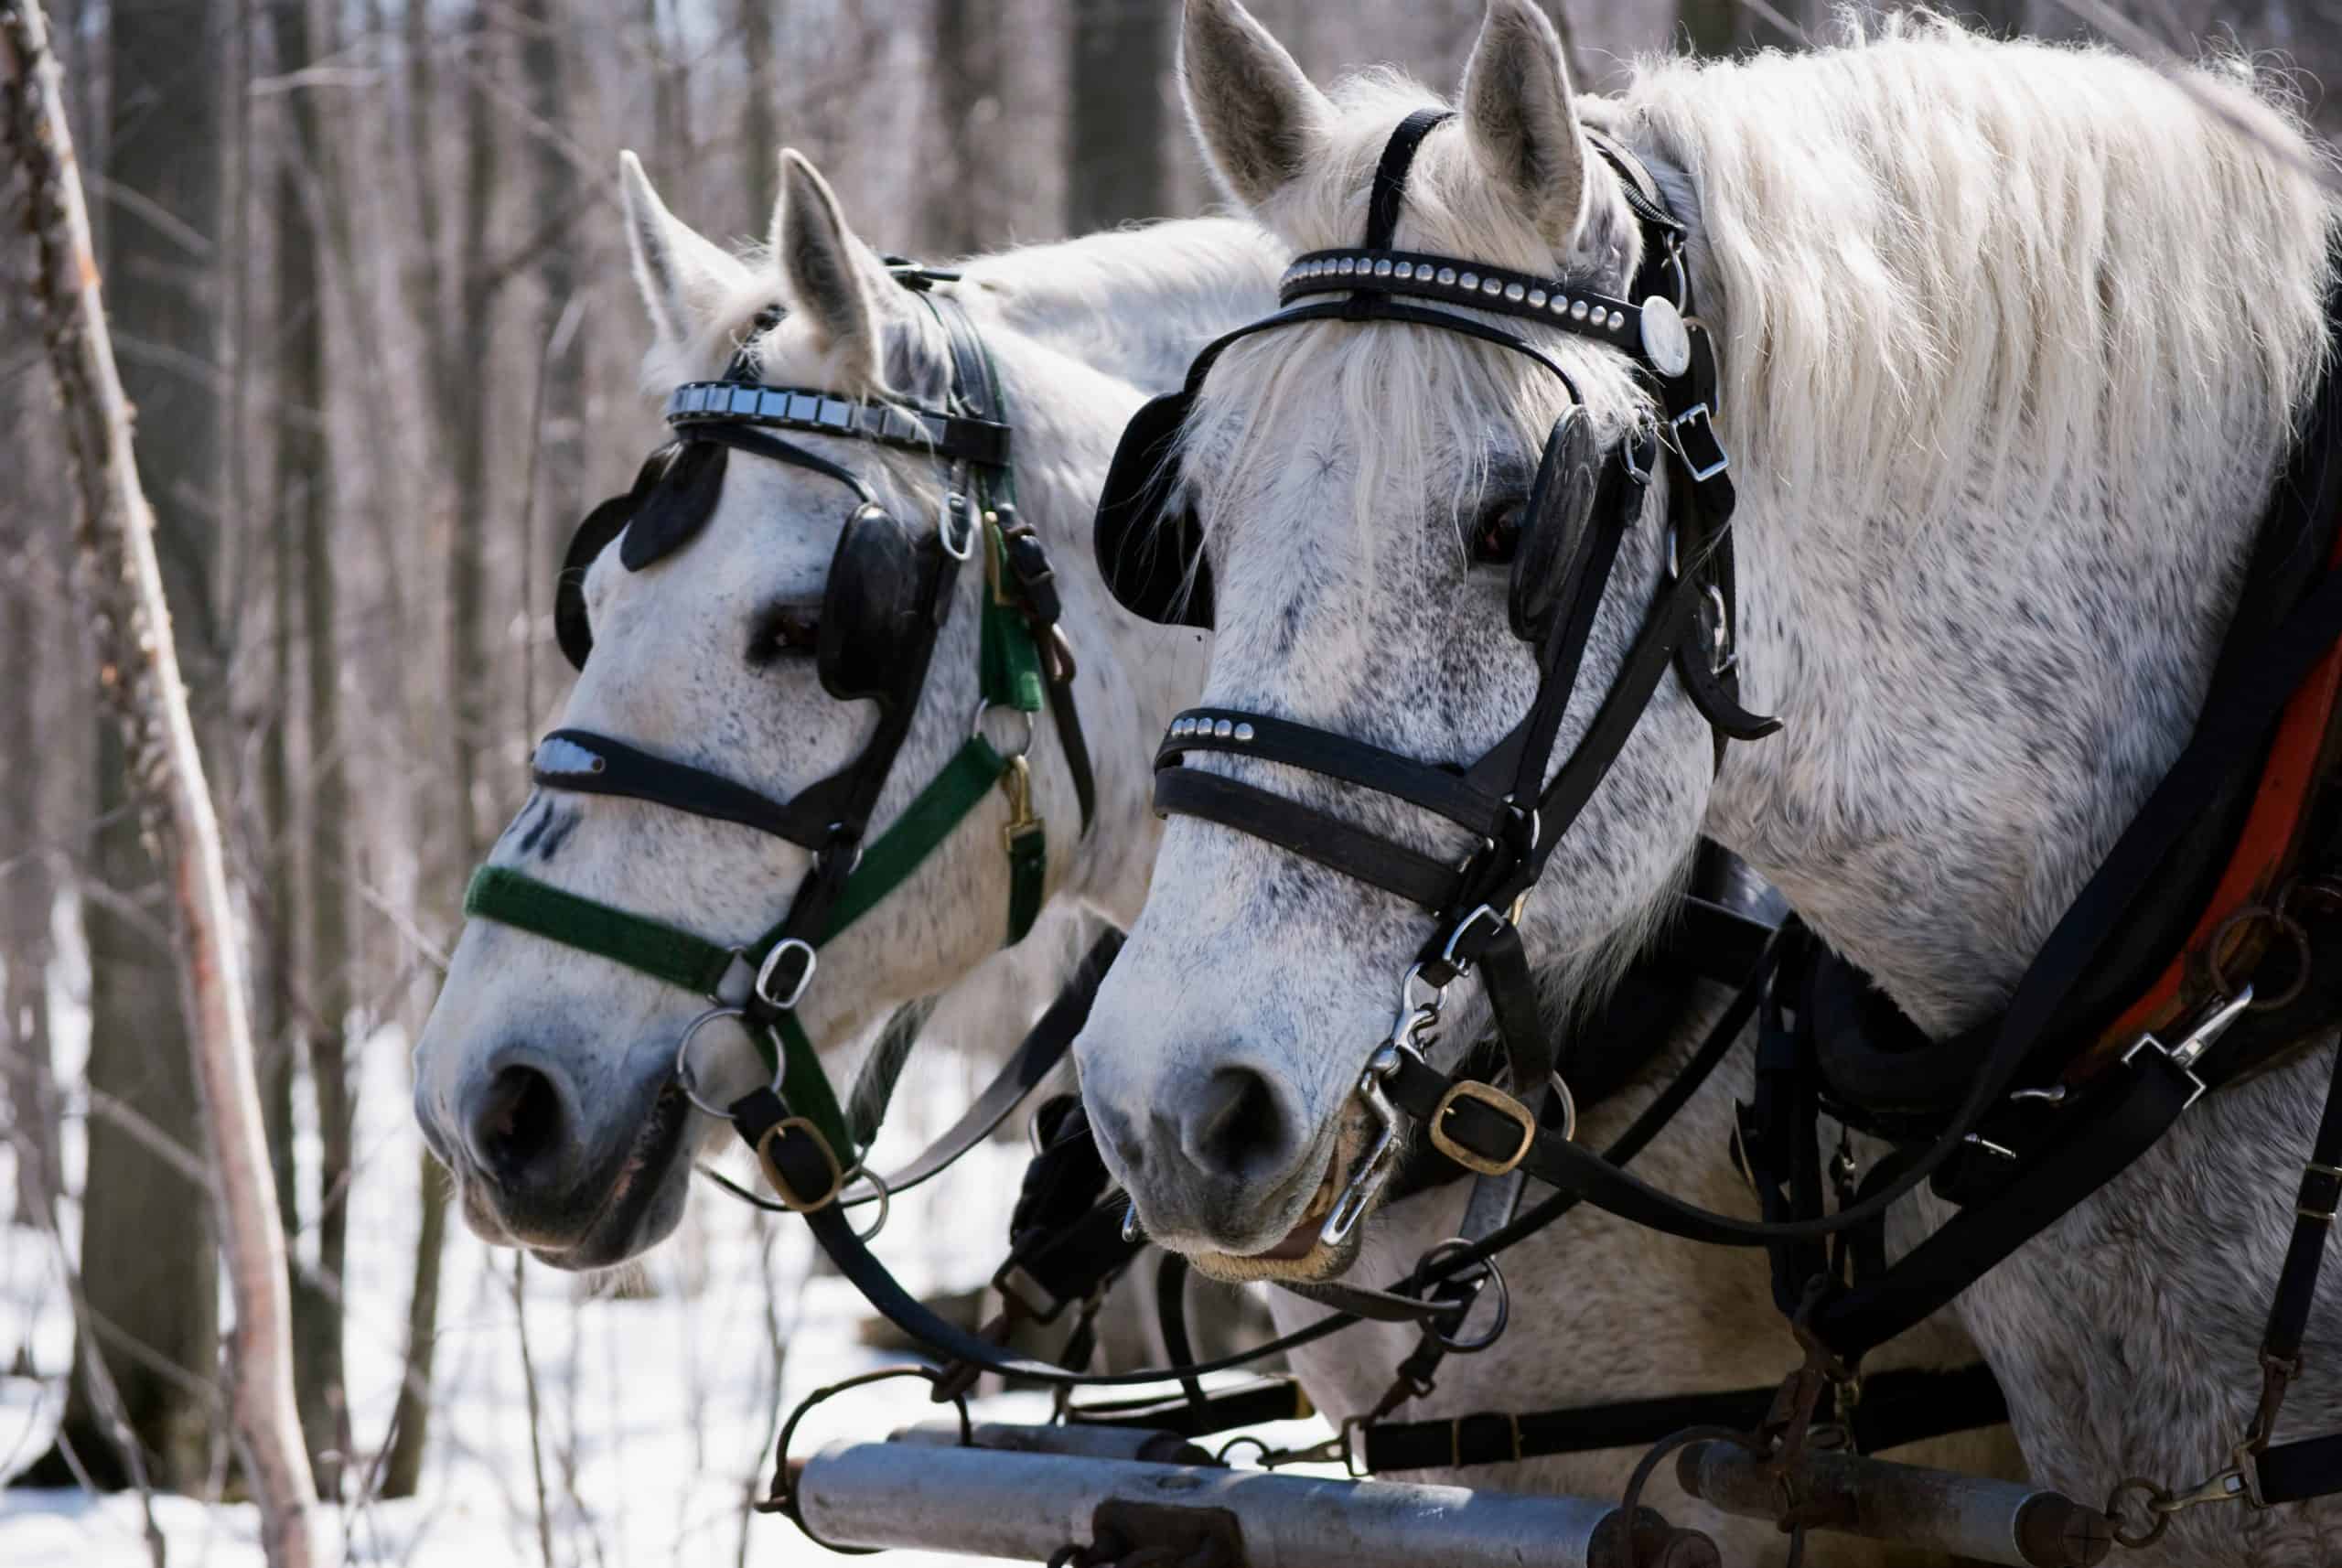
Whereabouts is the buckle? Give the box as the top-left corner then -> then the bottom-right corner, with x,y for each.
755,1117 -> 848,1212
1667,403 -> 1730,482
990,1260 -> 1072,1326
1429,1079 -> 1537,1177
1438,904 -> 1509,973
754,938 -> 818,1011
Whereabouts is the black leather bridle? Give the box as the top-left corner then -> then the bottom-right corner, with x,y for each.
1095,108 -> 1778,1242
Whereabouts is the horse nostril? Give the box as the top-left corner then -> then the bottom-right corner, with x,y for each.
470,1062 -> 568,1187
1185,1066 -> 1293,1182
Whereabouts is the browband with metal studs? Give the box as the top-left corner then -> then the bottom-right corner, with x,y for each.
1277,248 -> 1693,381
665,381 -> 1012,467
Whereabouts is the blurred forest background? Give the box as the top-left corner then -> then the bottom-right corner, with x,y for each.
2,0 -> 2337,1563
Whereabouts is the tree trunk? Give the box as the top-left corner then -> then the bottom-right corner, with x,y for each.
1065,0 -> 1168,232
736,0 -> 777,236
383,0 -> 499,1498
1680,0 -> 1744,57
927,0 -> 1002,257
0,188 -> 60,1239
16,0 -> 225,1495
0,6 -> 319,1562
267,0 -> 352,1498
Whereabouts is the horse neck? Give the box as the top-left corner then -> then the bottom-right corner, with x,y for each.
1678,232 -> 2325,1038
957,217 -> 1289,394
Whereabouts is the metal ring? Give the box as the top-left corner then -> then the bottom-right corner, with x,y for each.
1417,1239 -> 1510,1354
840,1165 -> 891,1241
1548,1070 -> 1578,1143
2208,906 -> 2312,1013
970,699 -> 1036,758
1439,905 -> 1505,972
756,938 -> 818,1011
674,1005 -> 759,1118
2105,1477 -> 2171,1550
1215,1434 -> 1272,1468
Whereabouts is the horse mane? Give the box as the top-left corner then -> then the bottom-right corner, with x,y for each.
1616,14 -> 2338,515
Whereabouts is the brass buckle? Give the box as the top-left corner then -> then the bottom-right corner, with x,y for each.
1429,1080 -> 1536,1177
756,1117 -> 848,1212
999,755 -> 1043,855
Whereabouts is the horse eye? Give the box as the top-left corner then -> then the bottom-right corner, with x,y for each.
747,603 -> 821,668
1469,498 -> 1528,566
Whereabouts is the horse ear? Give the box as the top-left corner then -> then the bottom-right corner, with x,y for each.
772,149 -> 898,391
1459,0 -> 1587,248
618,151 -> 752,350
1179,0 -> 1332,212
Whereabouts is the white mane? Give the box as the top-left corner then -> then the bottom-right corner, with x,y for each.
1615,16 -> 2336,516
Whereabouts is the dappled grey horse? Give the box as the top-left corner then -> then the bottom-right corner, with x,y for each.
1079,1 -> 2341,1562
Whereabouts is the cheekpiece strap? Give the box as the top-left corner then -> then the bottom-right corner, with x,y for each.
666,381 -> 1010,468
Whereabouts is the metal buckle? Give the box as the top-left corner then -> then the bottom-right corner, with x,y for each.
2122,983 -> 2254,1111
991,1260 -> 1071,1326
755,938 -> 818,1011
755,1116 -> 849,1212
1430,1079 -> 1537,1177
999,754 -> 1043,854
1667,403 -> 1730,482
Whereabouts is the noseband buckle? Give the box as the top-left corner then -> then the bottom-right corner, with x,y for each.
756,1116 -> 849,1213
1429,1079 -> 1538,1177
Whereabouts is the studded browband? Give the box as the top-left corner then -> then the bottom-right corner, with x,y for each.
666,381 -> 1011,468
1277,248 -> 1694,381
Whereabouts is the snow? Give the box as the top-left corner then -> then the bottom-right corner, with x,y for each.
0,982 -> 1327,1568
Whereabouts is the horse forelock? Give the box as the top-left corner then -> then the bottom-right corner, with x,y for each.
1617,16 -> 2337,519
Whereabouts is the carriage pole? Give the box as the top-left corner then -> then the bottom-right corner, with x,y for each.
789,1425 -> 1719,1568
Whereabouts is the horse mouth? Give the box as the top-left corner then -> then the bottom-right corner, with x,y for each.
1191,1109 -> 1374,1283
528,1081 -> 693,1272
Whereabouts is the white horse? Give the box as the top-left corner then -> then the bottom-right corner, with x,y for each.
409,149 -> 1273,1268
1076,2 -> 2337,1562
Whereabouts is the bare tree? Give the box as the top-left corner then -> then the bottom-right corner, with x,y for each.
263,0 -> 356,1497
19,0 -> 230,1493
1066,0 -> 1169,231
383,0 -> 502,1498
1,5 -> 318,1562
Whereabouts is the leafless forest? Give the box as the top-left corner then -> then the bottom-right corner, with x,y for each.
1,0 -> 2337,1562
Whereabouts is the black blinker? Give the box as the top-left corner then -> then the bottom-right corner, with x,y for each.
619,439 -> 730,572
1508,407 -> 1602,644
817,502 -> 923,704
1094,390 -> 1212,629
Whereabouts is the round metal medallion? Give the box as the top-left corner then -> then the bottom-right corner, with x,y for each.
1638,295 -> 1692,378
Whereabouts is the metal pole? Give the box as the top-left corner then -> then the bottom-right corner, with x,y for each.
1676,1440 -> 2112,1567
794,1434 -> 1718,1568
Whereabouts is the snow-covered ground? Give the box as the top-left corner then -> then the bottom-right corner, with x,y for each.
0,942 -> 1326,1568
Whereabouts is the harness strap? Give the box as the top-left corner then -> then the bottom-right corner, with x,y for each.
1365,110 -> 1455,252
1351,1362 -> 2007,1475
